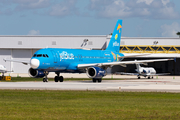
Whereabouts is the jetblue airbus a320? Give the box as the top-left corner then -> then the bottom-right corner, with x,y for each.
4,20 -> 173,82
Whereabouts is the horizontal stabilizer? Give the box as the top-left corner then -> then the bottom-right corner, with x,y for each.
118,54 -> 151,59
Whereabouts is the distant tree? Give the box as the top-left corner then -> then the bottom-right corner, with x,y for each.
109,33 -> 113,35
177,32 -> 180,38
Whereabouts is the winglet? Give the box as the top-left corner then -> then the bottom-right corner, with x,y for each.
3,58 -> 6,62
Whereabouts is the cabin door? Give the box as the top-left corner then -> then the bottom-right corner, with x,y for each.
51,50 -> 58,63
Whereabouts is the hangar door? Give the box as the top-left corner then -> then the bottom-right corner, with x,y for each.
12,49 -> 31,73
0,49 -> 11,72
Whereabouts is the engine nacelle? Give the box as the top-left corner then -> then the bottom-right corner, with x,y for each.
28,68 -> 45,78
86,66 -> 106,78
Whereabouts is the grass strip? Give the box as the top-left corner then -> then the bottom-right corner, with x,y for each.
0,90 -> 180,119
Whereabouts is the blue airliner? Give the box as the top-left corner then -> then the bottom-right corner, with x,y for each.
4,20 -> 173,82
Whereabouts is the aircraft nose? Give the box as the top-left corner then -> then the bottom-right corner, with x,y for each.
30,59 -> 40,69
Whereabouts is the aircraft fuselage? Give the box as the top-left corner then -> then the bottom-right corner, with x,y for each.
30,48 -> 124,73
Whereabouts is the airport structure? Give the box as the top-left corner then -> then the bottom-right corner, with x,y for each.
0,35 -> 180,74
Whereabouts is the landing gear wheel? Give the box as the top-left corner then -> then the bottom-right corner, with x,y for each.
138,76 -> 140,79
152,76 -> 153,79
59,76 -> 64,82
43,78 -> 46,82
43,78 -> 48,82
98,78 -> 102,83
92,78 -> 96,83
148,76 -> 150,79
54,76 -> 59,82
43,71 -> 48,82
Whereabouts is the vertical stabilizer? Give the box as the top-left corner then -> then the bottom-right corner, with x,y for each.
106,20 -> 122,52
135,59 -> 141,70
136,63 -> 141,70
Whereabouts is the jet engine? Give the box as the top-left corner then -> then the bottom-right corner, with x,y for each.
86,66 -> 106,78
28,68 -> 45,78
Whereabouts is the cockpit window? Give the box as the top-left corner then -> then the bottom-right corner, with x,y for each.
34,54 -> 49,58
37,54 -> 42,57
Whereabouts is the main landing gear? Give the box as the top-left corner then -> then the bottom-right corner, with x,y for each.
54,72 -> 64,82
92,78 -> 102,83
148,76 -> 153,79
137,75 -> 154,79
42,71 -> 64,82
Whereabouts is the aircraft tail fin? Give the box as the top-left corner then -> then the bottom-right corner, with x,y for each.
106,20 -> 122,52
135,60 -> 141,70
136,63 -> 141,70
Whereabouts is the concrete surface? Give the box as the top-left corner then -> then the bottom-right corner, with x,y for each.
1,74 -> 180,92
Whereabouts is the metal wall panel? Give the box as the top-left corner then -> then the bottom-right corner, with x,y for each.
12,49 -> 31,73
0,49 -> 11,72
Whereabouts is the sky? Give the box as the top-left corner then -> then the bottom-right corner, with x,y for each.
0,0 -> 180,37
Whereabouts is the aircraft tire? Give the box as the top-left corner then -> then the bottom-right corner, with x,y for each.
43,78 -> 46,82
54,76 -> 59,82
98,78 -> 102,83
148,76 -> 150,79
43,78 -> 48,82
59,76 -> 63,82
138,77 -> 140,79
92,78 -> 96,83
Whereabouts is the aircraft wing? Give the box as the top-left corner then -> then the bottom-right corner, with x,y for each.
3,59 -> 30,65
148,73 -> 170,76
78,58 -> 174,68
117,72 -> 139,76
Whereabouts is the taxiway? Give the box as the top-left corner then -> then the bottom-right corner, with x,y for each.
1,76 -> 180,92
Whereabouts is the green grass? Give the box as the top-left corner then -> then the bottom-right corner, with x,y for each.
0,90 -> 180,119
0,77 -> 122,82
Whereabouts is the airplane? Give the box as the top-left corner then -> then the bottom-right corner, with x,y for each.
0,65 -> 12,76
120,60 -> 170,79
4,20 -> 174,83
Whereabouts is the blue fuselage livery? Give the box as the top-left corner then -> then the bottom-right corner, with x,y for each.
31,48 -> 124,72
5,19 -> 172,82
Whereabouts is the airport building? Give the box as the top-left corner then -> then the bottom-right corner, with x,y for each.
0,35 -> 180,74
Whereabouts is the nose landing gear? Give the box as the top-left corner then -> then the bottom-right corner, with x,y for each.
43,71 -> 48,82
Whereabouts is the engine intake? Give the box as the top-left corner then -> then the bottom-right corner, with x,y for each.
86,66 -> 106,78
28,68 -> 45,78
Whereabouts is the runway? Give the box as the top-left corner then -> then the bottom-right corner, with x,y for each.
1,77 -> 180,92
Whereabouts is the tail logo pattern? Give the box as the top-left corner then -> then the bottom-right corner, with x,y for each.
117,24 -> 122,33
115,34 -> 118,40
111,52 -> 116,60
111,52 -> 121,61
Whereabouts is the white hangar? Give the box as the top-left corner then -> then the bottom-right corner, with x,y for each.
0,35 -> 180,74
